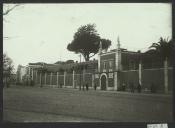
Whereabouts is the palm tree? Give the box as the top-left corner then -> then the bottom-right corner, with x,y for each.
149,37 -> 173,60
149,37 -> 173,93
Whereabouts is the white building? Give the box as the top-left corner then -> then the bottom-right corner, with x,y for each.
16,65 -> 27,84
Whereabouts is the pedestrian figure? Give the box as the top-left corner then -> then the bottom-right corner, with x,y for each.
60,83 -> 62,88
137,83 -> 141,93
82,83 -> 85,91
122,83 -> 126,91
150,83 -> 156,93
94,83 -> 97,90
58,83 -> 61,88
79,84 -> 81,90
79,85 -> 81,90
86,83 -> 89,91
130,82 -> 134,93
132,83 -> 135,93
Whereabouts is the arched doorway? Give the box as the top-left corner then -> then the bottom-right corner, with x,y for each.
101,75 -> 107,90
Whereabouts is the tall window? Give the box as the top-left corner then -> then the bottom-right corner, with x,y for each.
109,61 -> 113,68
103,62 -> 106,69
129,60 -> 135,70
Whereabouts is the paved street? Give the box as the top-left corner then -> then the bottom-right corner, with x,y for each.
3,85 -> 173,122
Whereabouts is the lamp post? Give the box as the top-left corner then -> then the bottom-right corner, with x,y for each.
40,63 -> 44,88
138,51 -> 142,87
79,54 -> 82,90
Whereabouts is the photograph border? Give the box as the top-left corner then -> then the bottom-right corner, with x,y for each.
1,0 -> 174,128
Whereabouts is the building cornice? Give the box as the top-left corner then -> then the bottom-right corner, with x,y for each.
100,51 -> 116,56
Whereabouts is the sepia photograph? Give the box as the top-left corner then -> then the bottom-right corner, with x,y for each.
3,3 -> 173,122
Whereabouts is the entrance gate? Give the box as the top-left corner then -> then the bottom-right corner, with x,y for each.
101,75 -> 107,90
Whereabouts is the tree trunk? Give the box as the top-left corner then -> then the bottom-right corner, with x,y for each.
5,77 -> 7,87
40,73 -> 42,87
164,57 -> 168,93
84,54 -> 89,61
85,57 -> 89,61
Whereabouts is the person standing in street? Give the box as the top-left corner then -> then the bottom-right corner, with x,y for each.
122,83 -> 126,91
86,83 -> 89,91
82,83 -> 85,91
129,82 -> 134,93
94,83 -> 97,90
137,83 -> 141,93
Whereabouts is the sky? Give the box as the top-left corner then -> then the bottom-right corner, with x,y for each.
3,3 -> 172,71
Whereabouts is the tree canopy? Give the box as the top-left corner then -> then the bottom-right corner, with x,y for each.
3,53 -> 14,76
67,24 -> 111,61
149,37 -> 173,60
3,4 -> 21,39
3,4 -> 20,16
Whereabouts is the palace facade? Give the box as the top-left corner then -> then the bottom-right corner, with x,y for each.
22,39 -> 173,93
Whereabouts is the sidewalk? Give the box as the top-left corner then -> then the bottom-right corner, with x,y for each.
38,84 -> 172,97
9,84 -> 172,100
4,109 -> 105,122
4,84 -> 173,122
